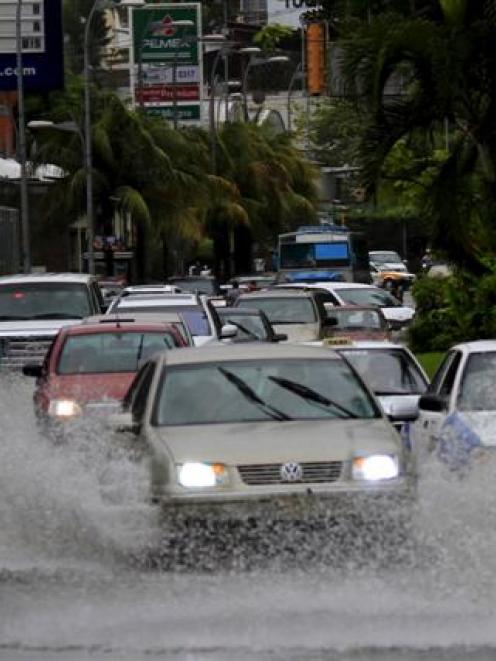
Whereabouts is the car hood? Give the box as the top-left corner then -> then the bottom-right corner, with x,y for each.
0,319 -> 82,336
152,418 -> 399,465
272,323 -> 319,343
45,373 -> 135,404
455,411 -> 496,447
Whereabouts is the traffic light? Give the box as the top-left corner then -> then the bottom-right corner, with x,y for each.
306,21 -> 325,96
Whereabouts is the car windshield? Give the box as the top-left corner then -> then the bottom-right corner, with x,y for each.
57,331 -> 178,374
218,312 -> 268,341
339,348 -> 427,395
168,278 -> 217,295
0,283 -> 92,320
327,308 -> 383,330
370,252 -> 402,264
114,304 -> 211,337
337,287 -> 402,308
153,358 -> 378,426
237,297 -> 317,324
458,352 -> 496,411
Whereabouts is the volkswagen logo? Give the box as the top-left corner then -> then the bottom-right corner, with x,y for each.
280,462 -> 303,483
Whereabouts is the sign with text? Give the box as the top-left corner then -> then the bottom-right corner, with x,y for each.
267,0 -> 321,28
0,0 -> 63,91
131,3 -> 202,123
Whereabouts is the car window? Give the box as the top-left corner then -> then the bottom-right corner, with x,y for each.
457,352 -> 496,411
153,358 -> 379,426
236,297 -> 317,323
437,351 -> 462,397
218,312 -> 269,341
328,309 -> 383,329
336,287 -> 402,308
57,331 -> 176,374
339,349 -> 427,395
113,304 -> 211,337
0,283 -> 92,320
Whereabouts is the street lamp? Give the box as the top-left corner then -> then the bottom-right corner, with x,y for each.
241,51 -> 290,122
16,0 -> 30,273
287,62 -> 304,133
84,0 -> 144,275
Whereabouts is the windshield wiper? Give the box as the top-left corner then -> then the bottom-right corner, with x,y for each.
0,315 -> 29,321
268,376 -> 359,419
31,313 -> 85,319
218,367 -> 291,422
225,318 -> 261,341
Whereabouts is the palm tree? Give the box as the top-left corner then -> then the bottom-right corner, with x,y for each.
341,0 -> 496,273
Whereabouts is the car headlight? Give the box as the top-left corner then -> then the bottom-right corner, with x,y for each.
48,399 -> 83,419
177,462 -> 228,488
352,454 -> 399,481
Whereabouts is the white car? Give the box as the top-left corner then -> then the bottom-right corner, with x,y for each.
278,282 -> 414,329
107,293 -> 218,346
116,344 -> 416,527
369,250 -> 408,273
412,341 -> 496,467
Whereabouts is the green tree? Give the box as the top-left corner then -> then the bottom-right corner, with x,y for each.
340,0 -> 496,273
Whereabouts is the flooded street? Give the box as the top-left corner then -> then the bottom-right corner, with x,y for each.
2,377 -> 496,661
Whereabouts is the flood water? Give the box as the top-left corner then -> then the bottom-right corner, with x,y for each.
2,376 -> 496,661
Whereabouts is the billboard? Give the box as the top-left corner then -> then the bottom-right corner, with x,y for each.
0,0 -> 64,92
267,0 -> 321,28
130,3 -> 202,124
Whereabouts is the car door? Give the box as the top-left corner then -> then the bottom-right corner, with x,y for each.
415,350 -> 463,453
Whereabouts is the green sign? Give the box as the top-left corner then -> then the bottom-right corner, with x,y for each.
145,105 -> 201,121
132,4 -> 199,64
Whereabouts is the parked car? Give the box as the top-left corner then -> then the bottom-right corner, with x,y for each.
0,273 -> 105,369
412,341 -> 496,467
215,307 -> 287,343
23,316 -> 188,424
323,305 -> 391,342
234,289 -> 336,342
107,293 -> 218,346
115,344 -> 416,527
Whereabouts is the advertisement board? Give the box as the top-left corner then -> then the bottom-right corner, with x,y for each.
0,0 -> 64,92
130,3 -> 202,124
267,0 -> 321,28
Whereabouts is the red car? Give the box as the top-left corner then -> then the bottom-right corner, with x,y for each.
23,317 -> 188,422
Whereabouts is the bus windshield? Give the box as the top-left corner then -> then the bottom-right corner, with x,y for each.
280,241 -> 350,269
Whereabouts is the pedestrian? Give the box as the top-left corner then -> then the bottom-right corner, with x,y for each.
227,280 -> 241,305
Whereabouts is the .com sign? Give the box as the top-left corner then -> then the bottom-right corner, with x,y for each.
267,0 -> 321,28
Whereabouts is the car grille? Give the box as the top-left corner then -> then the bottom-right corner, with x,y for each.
238,461 -> 343,486
0,336 -> 53,370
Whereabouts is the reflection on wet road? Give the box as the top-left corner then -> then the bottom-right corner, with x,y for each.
2,376 -> 496,661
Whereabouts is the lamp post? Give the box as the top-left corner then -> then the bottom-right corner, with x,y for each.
16,0 -> 30,273
84,0 -> 144,275
287,62 -> 304,133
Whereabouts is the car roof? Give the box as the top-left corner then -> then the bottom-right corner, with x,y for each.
160,343 -> 340,367
115,295 -> 198,307
331,340 -> 408,350
101,312 -> 186,324
168,275 -> 216,281
62,320 -> 178,335
451,340 -> 496,353
238,289 -> 314,299
0,272 -> 96,285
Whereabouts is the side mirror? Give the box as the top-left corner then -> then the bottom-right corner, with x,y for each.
387,399 -> 419,423
108,411 -> 139,433
23,363 -> 43,378
418,392 -> 447,413
220,323 -> 238,339
272,333 -> 288,342
323,316 -> 339,328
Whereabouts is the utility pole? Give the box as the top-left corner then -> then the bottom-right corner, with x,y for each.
16,0 -> 31,273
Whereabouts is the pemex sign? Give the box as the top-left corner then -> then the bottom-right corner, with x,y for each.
130,3 -> 202,123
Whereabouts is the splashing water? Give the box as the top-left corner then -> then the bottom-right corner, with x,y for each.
2,376 -> 496,660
